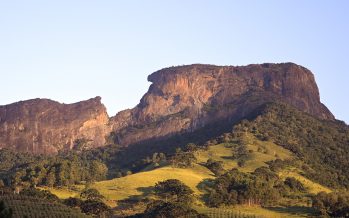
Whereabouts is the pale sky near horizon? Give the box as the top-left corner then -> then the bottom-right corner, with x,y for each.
0,1 -> 348,123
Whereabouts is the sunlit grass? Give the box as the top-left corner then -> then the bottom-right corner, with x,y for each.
90,164 -> 214,202
196,133 -> 293,173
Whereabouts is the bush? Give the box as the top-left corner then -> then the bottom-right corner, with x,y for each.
80,199 -> 111,216
80,188 -> 104,201
205,159 -> 226,176
20,188 -> 59,202
63,197 -> 83,208
170,149 -> 197,168
284,177 -> 306,192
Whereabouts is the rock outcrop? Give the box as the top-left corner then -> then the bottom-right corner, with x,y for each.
110,63 -> 334,146
0,63 -> 334,154
0,96 -> 110,154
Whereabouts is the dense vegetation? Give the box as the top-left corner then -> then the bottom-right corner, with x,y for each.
0,149 -> 108,188
134,201 -> 208,218
204,167 -> 306,208
154,179 -> 194,206
0,141 -> 129,185
312,192 -> 349,217
240,103 -> 349,188
132,179 -> 207,218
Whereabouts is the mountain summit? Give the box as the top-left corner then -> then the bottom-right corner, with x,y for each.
110,63 -> 334,146
0,63 -> 334,153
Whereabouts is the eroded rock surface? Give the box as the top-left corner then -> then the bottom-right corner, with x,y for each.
110,63 -> 334,146
0,97 -> 110,154
0,63 -> 334,154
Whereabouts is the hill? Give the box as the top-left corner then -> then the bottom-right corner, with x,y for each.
0,63 -> 348,217
242,103 -> 349,189
2,100 -> 347,217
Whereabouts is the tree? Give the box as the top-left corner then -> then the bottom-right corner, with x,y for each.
45,170 -> 56,187
80,188 -> 104,201
20,188 -> 59,202
80,200 -> 111,217
205,159 -> 225,176
63,197 -> 83,208
170,149 -> 197,168
154,179 -> 194,206
284,177 -> 306,192
89,160 -> 108,182
205,168 -> 286,207
56,161 -> 70,186
141,200 -> 208,218
185,143 -> 198,152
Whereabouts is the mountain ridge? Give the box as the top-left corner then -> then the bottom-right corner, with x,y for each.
0,63 -> 335,154
110,62 -> 334,146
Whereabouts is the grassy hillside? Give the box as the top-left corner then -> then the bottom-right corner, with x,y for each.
42,128 -> 327,217
278,169 -> 331,194
243,103 -> 349,189
42,138 -> 321,217
89,134 -> 295,203
91,164 -> 214,202
36,102 -> 349,217
196,133 -> 293,173
39,186 -> 81,199
44,162 -> 314,217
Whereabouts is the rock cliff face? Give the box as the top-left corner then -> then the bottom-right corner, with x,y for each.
110,63 -> 334,146
0,63 -> 334,154
0,97 -> 110,154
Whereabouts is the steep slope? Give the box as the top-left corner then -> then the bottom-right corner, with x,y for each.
0,96 -> 110,154
110,63 -> 334,146
240,102 -> 349,188
0,63 -> 334,154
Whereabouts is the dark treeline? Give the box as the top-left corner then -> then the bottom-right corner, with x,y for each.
0,147 -> 111,188
131,179 -> 208,218
204,167 -> 306,208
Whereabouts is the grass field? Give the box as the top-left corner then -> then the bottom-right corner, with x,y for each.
41,135 -> 323,217
278,169 -> 331,194
196,133 -> 293,173
91,164 -> 214,202
39,187 -> 80,199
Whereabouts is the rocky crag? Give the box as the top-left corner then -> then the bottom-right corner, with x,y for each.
0,97 -> 110,153
0,63 -> 334,154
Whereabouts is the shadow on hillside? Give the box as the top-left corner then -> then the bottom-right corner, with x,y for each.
197,163 -> 216,177
221,156 -> 234,160
113,186 -> 154,212
265,206 -> 316,216
196,178 -> 216,204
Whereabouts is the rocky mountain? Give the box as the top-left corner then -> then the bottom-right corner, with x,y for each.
0,97 -> 110,154
0,63 -> 334,154
110,63 -> 334,146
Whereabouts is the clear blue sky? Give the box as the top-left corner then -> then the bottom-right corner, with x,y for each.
1,1 -> 348,123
